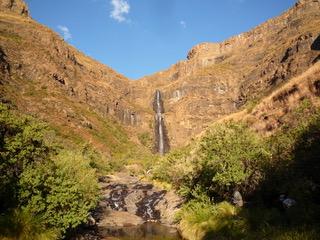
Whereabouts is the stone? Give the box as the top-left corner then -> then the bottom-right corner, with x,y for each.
87,214 -> 96,226
0,0 -> 29,17
279,194 -> 297,209
232,191 -> 244,207
97,172 -> 183,227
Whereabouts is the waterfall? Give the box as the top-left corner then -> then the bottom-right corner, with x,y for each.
156,90 -> 164,155
153,90 -> 169,155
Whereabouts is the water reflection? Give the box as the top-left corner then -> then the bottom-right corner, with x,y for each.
100,223 -> 181,240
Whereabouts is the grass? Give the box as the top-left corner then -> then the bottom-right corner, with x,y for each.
0,29 -> 22,43
178,201 -> 320,240
177,201 -> 245,240
0,209 -> 59,240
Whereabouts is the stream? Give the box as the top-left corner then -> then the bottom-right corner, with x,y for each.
99,223 -> 181,240
73,172 -> 183,240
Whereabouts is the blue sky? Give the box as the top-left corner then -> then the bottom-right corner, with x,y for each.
25,0 -> 296,79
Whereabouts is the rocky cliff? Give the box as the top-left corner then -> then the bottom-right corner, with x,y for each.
0,0 -> 319,152
0,0 -> 29,17
130,0 -> 320,147
0,0 -> 146,155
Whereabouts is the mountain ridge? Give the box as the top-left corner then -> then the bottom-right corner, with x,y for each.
129,0 -> 320,147
0,0 -> 319,152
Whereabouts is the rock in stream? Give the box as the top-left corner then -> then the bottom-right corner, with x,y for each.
70,172 -> 183,239
96,172 -> 182,228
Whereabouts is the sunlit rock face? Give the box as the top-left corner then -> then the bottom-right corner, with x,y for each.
129,0 -> 320,148
0,0 -> 29,17
1,0 -> 320,151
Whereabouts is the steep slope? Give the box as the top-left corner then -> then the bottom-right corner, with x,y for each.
130,0 -> 320,148
222,62 -> 320,135
0,0 -> 147,156
1,0 -> 319,154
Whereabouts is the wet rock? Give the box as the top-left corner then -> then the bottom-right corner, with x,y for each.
105,184 -> 129,211
136,190 -> 167,221
97,172 -> 183,227
279,194 -> 297,209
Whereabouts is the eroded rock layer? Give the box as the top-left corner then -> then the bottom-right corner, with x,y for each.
130,0 -> 320,147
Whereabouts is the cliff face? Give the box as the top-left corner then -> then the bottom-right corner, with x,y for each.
130,0 -> 320,147
0,0 -> 145,154
1,0 -> 319,152
0,0 -> 29,17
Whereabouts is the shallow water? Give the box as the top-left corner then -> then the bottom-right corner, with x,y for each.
99,223 -> 181,240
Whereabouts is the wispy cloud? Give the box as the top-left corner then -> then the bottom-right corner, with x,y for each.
57,25 -> 72,40
180,20 -> 187,29
110,0 -> 130,23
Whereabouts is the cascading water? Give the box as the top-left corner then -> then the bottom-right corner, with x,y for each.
76,174 -> 182,239
153,90 -> 169,155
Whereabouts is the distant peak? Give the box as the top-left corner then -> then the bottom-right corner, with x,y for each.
187,43 -> 221,60
0,0 -> 29,17
296,0 -> 320,6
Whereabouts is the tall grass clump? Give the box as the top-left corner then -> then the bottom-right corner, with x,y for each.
0,209 -> 59,240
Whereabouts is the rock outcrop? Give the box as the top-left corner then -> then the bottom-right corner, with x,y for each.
0,0 -> 29,17
129,0 -> 320,147
97,173 -> 182,227
0,0 -> 146,154
0,0 -> 320,151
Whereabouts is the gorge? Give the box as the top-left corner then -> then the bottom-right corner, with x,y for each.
0,0 -> 320,239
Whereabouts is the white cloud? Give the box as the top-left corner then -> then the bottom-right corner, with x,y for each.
110,0 -> 130,23
57,25 -> 72,40
180,20 -> 186,29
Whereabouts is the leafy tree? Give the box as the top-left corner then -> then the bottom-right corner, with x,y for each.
19,151 -> 99,233
0,104 -> 56,210
0,104 -> 99,236
195,122 -> 270,197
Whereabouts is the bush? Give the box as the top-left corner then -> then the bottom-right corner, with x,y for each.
194,122 -> 270,197
0,104 -> 57,210
138,132 -> 153,149
0,104 -> 100,237
153,121 -> 270,200
152,145 -> 193,185
19,151 -> 99,233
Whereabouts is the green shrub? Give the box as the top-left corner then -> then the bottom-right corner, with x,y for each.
81,143 -> 113,175
0,104 -> 57,210
0,104 -> 100,236
153,121 -> 270,199
152,145 -> 192,185
195,122 -> 270,196
138,132 -> 153,149
19,151 -> 99,233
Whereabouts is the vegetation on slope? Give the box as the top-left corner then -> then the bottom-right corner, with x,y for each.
153,100 -> 320,240
0,103 -> 145,239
